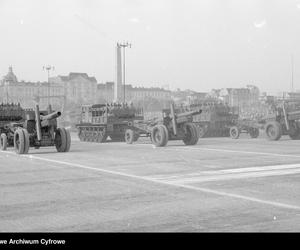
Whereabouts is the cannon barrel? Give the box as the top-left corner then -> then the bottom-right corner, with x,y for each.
40,111 -> 61,121
40,111 -> 61,128
176,109 -> 202,118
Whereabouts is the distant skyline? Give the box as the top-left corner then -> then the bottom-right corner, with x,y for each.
0,0 -> 300,94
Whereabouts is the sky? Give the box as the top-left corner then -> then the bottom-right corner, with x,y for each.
0,0 -> 300,94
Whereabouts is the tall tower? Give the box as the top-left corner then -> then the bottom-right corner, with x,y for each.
114,43 -> 123,102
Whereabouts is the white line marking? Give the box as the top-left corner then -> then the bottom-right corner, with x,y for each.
1,150 -> 300,211
161,168 -> 300,184
167,146 -> 300,158
96,142 -> 300,158
154,163 -> 300,180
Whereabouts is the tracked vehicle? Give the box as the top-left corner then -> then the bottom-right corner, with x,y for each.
76,103 -> 144,143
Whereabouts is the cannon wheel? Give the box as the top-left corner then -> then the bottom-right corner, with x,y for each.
265,121 -> 282,141
230,126 -> 240,139
133,133 -> 139,142
197,125 -> 207,138
55,128 -> 71,152
289,132 -> 300,140
0,133 -> 8,151
151,125 -> 168,147
125,129 -> 134,144
249,128 -> 259,138
14,128 -> 30,154
183,123 -> 199,145
288,122 -> 300,140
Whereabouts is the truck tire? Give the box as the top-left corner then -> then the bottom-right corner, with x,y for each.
183,123 -> 199,145
151,125 -> 168,147
0,133 -> 8,151
14,128 -> 29,154
125,129 -> 134,144
249,128 -> 259,138
265,121 -> 282,141
55,128 -> 71,152
230,126 -> 240,139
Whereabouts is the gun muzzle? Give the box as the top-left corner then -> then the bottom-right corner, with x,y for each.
41,111 -> 61,121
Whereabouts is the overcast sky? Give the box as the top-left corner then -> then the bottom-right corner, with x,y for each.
0,0 -> 300,94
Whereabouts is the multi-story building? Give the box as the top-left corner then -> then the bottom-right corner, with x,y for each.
97,82 -> 115,103
215,85 -> 260,108
0,67 -> 64,109
50,72 -> 97,104
96,82 -> 171,103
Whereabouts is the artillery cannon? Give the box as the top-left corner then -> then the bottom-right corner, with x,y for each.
124,103 -> 202,147
0,105 -> 71,154
262,101 -> 300,140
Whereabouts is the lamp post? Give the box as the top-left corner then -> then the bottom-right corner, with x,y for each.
291,54 -> 294,92
43,65 -> 55,108
118,42 -> 131,103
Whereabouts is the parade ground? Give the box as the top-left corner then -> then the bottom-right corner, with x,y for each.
0,133 -> 299,232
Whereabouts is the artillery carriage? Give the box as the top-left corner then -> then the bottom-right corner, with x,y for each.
229,119 -> 263,139
0,104 -> 71,154
125,103 -> 202,147
262,101 -> 300,140
183,101 -> 238,138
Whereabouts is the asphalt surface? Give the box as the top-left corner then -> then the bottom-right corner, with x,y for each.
0,132 -> 300,232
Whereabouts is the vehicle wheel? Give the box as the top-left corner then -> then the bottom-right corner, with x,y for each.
197,125 -> 207,138
65,129 -> 71,152
265,121 -> 282,141
151,125 -> 168,147
183,123 -> 199,145
230,126 -> 240,139
249,128 -> 259,138
23,129 -> 30,154
288,122 -> 300,140
133,133 -> 140,142
125,129 -> 134,144
55,128 -> 71,152
14,128 -> 29,154
0,133 -> 8,151
96,128 -> 107,143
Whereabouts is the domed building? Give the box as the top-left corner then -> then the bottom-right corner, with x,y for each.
0,66 -> 64,108
2,66 -> 18,84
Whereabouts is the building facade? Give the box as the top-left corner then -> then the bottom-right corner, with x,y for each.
0,67 -> 64,109
214,85 -> 260,108
50,72 -> 97,104
97,82 -> 171,103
